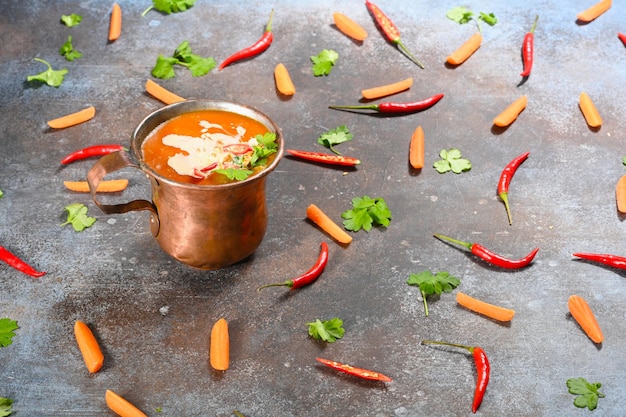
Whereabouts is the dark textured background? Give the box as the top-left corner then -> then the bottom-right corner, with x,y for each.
1,0 -> 625,416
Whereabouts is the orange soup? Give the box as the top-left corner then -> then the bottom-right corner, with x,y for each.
141,109 -> 277,185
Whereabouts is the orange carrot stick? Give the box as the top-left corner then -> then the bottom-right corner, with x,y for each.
105,390 -> 148,417
274,63 -> 296,96
568,294 -> 604,343
306,204 -> 353,245
493,95 -> 528,127
47,106 -> 96,129
145,79 -> 185,105
108,3 -> 122,41
361,77 -> 413,100
210,318 -> 229,371
74,320 -> 104,373
456,291 -> 515,322
333,12 -> 368,41
616,174 -> 626,213
64,179 -> 128,193
409,125 -> 424,169
446,32 -> 482,65
579,92 -> 602,128
577,0 -> 612,22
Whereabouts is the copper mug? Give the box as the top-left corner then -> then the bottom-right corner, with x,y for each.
86,100 -> 283,270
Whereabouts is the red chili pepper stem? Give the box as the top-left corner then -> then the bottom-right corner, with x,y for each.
394,40 -> 425,69
434,234 -> 473,251
257,242 -> 329,290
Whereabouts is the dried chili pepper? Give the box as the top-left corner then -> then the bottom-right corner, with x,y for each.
498,151 -> 530,225
520,15 -> 539,77
573,252 -> 626,269
218,10 -> 274,70
315,357 -> 392,382
258,242 -> 329,290
365,0 -> 424,69
329,93 -> 444,114
422,340 -> 490,413
434,233 -> 539,269
287,150 -> 361,166
618,32 -> 626,46
0,245 -> 45,278
61,144 -> 125,164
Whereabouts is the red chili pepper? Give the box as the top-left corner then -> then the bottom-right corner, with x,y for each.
422,340 -> 490,413
0,245 -> 45,278
60,144 -> 125,164
365,0 -> 424,69
287,150 -> 361,167
618,32 -> 626,46
315,357 -> 392,382
258,242 -> 329,290
223,143 -> 253,155
520,15 -> 539,77
573,252 -> 626,269
218,10 -> 274,71
498,151 -> 530,225
329,93 -> 444,114
434,233 -> 539,269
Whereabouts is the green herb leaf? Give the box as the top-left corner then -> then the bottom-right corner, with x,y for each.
310,49 -> 339,76
214,168 -> 254,181
152,41 -> 215,79
61,203 -> 96,232
26,58 -> 68,87
479,12 -> 498,26
567,377 -> 605,411
317,125 -> 353,154
0,318 -> 19,348
306,318 -> 345,343
250,133 -> 278,166
152,55 -> 179,79
446,7 -> 474,24
61,13 -> 82,27
0,397 -> 13,417
434,148 -> 472,174
0,188 -> 3,198
59,36 -> 82,61
341,196 -> 391,232
407,270 -> 460,316
142,0 -> 197,16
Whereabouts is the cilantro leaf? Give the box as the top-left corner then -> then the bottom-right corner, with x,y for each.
0,318 -> 18,348
479,12 -> 498,26
142,0 -> 197,16
433,148 -> 472,174
310,49 -> 339,76
214,168 -> 254,181
61,203 -> 96,232
306,318 -> 345,343
250,133 -> 278,166
59,36 -> 82,61
446,7 -> 474,24
152,41 -> 215,79
61,13 -> 82,27
407,270 -> 460,316
317,125 -> 353,155
26,58 -> 68,87
0,397 -> 13,417
342,196 -> 391,232
567,377 -> 605,411
152,55 -> 179,79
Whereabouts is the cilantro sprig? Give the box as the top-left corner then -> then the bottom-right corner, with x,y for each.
152,41 -> 216,79
310,49 -> 339,76
433,148 -> 472,174
566,377 -> 605,411
317,125 -> 353,155
60,36 -> 82,61
0,318 -> 18,348
446,6 -> 497,32
61,203 -> 96,232
0,397 -> 13,417
61,13 -> 82,27
26,58 -> 68,87
342,196 -> 391,232
142,0 -> 197,16
407,270 -> 460,316
307,318 -> 345,343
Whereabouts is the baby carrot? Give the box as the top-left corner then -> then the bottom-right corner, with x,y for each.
493,95 -> 528,127
210,318 -> 229,371
47,106 -> 96,129
74,320 -> 104,373
306,204 -> 353,245
568,295 -> 604,344
456,292 -> 515,322
361,77 -> 413,100
145,79 -> 185,105
108,3 -> 122,41
408,126 -> 424,169
577,0 -> 611,22
64,179 -> 128,193
274,63 -> 296,96
333,12 -> 368,41
579,92 -> 602,128
446,32 -> 482,65
616,174 -> 626,213
105,390 -> 148,417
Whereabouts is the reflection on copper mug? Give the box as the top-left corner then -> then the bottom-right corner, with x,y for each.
86,100 -> 283,270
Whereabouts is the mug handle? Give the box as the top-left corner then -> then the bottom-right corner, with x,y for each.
87,150 -> 157,216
